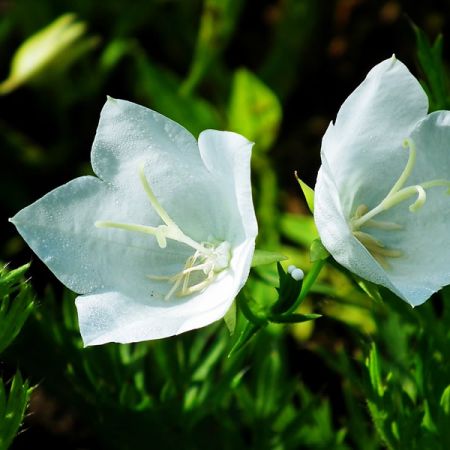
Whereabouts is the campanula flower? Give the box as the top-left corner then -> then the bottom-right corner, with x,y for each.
11,98 -> 257,344
314,56 -> 450,306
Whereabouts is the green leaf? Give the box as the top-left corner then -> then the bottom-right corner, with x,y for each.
251,249 -> 287,267
181,0 -> 243,95
228,321 -> 261,357
259,0 -> 320,100
280,213 -> 319,247
355,276 -> 383,303
269,313 -> 321,324
412,23 -> 449,110
223,301 -> 237,335
422,400 -> 438,434
270,262 -> 303,315
0,263 -> 34,354
0,372 -> 32,450
366,343 -> 384,398
440,385 -> 450,416
0,263 -> 30,296
132,45 -> 221,137
295,171 -> 314,213
310,239 -> 329,262
237,294 -> 267,327
228,68 -> 282,151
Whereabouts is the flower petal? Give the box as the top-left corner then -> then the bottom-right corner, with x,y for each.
198,130 -> 258,242
10,176 -> 191,299
314,160 -> 403,297
369,111 -> 450,305
76,239 -> 255,345
91,99 -> 242,245
91,97 -> 201,184
322,57 -> 428,215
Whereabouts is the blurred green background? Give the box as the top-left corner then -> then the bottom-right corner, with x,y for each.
2,0 -> 450,449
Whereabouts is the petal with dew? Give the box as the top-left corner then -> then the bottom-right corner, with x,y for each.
10,176 -> 191,299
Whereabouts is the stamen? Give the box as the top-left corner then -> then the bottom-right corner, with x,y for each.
353,231 -> 385,250
96,221 -> 164,243
372,253 -> 390,270
96,163 -> 232,301
363,219 -> 403,230
180,271 -> 215,296
165,275 -> 184,300
354,204 -> 369,219
370,247 -> 403,258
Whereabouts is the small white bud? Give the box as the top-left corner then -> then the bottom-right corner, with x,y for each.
287,264 -> 296,274
291,268 -> 304,281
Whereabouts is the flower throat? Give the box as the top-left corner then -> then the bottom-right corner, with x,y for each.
350,138 -> 450,268
95,164 -> 231,300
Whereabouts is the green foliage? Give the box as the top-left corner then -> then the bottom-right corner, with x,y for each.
359,290 -> 450,450
0,263 -> 34,354
0,264 -> 34,450
132,43 -> 222,137
412,23 -> 450,110
251,249 -> 288,268
295,172 -> 315,213
310,239 -> 329,263
230,262 -> 322,356
228,68 -> 282,152
182,0 -> 243,95
280,213 -> 319,248
12,290 -> 337,449
0,372 -> 33,450
0,13 -> 97,94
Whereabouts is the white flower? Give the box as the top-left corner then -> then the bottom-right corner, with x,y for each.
10,98 -> 257,345
314,56 -> 450,306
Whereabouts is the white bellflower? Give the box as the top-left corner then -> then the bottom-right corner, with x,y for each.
314,57 -> 450,306
11,98 -> 257,345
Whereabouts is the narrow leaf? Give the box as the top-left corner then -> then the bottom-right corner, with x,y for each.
223,301 -> 237,335
269,313 -> 321,324
295,171 -> 314,213
228,68 -> 282,151
251,249 -> 287,267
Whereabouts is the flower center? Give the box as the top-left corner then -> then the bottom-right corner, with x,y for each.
95,163 -> 231,299
349,138 -> 450,268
